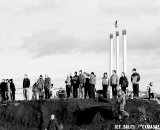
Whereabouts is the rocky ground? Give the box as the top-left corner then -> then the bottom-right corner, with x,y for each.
0,98 -> 160,130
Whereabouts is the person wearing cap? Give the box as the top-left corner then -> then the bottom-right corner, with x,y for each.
23,74 -> 30,100
84,72 -> 96,98
45,114 -> 63,130
131,68 -> 140,98
110,70 -> 119,99
37,75 -> 44,99
147,82 -> 155,100
78,70 -> 86,99
119,72 -> 129,94
117,89 -> 129,121
102,72 -> 109,98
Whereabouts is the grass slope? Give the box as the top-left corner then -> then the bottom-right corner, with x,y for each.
0,98 -> 159,130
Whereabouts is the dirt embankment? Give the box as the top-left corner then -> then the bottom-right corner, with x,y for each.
0,98 -> 159,130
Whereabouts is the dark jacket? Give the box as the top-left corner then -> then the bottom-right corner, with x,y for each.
44,77 -> 51,89
23,78 -> 30,88
72,75 -> 79,86
85,78 -> 90,86
47,119 -> 59,130
131,72 -> 140,84
0,82 -> 7,92
10,82 -> 16,91
119,76 -> 129,87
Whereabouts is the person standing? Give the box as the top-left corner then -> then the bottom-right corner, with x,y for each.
23,74 -> 30,100
119,72 -> 129,94
147,82 -> 154,100
102,72 -> 109,98
0,79 -> 7,101
32,82 -> 38,100
72,72 -> 79,98
6,79 -> 11,101
10,79 -> 16,101
84,75 -> 90,98
44,75 -> 51,99
65,75 -> 71,98
37,75 -> 45,99
110,70 -> 119,99
131,68 -> 140,98
84,72 -> 96,99
78,70 -> 86,99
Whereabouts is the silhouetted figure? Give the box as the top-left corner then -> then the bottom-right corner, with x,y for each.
0,79 -> 7,101
102,72 -> 109,98
23,74 -> 30,100
110,70 -> 119,99
131,68 -> 140,98
10,79 -> 16,100
84,75 -> 90,98
147,82 -> 154,100
84,72 -> 96,98
37,75 -> 44,99
72,72 -> 79,98
119,72 -> 128,94
6,79 -> 11,101
65,74 -> 71,98
78,70 -> 86,99
44,75 -> 51,99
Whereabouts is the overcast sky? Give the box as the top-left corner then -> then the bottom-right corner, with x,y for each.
0,0 -> 160,93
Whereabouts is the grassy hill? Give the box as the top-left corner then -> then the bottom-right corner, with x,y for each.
0,98 -> 160,130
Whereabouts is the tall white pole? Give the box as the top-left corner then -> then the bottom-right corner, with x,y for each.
110,34 -> 113,77
116,31 -> 119,76
122,30 -> 127,74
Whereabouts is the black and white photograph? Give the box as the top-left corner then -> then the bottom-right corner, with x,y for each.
0,0 -> 160,130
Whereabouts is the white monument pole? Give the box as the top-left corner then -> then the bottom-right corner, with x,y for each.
122,30 -> 127,74
116,31 -> 119,76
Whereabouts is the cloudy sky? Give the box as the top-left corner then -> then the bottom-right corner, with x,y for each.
0,0 -> 160,93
